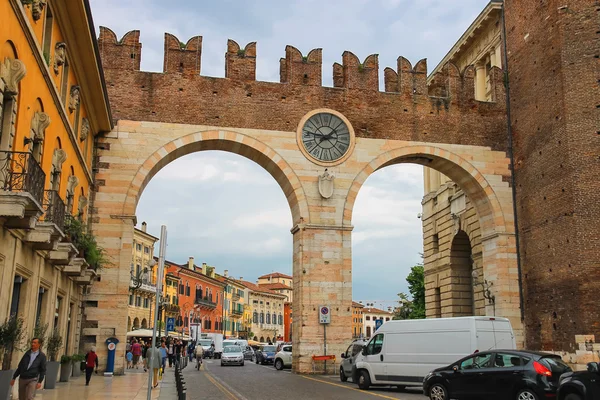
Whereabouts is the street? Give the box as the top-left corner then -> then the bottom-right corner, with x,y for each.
183,359 -> 426,400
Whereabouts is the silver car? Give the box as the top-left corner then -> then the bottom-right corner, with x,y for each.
340,339 -> 368,382
220,345 -> 245,366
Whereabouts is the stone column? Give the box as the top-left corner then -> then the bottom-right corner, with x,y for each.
292,223 -> 352,374
475,62 -> 487,101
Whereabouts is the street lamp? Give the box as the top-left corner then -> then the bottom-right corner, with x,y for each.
130,259 -> 157,291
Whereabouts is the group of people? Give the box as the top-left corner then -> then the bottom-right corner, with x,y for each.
9,338 -> 100,400
125,336 -> 188,388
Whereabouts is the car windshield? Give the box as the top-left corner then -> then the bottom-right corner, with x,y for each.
262,346 -> 276,352
223,346 -> 242,353
198,340 -> 212,346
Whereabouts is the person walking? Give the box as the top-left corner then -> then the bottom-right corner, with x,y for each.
84,347 -> 99,386
131,339 -> 142,369
167,340 -> 174,367
159,342 -> 168,374
194,343 -> 204,370
126,350 -> 133,369
174,340 -> 182,366
141,341 -> 148,372
147,344 -> 162,389
10,337 -> 46,400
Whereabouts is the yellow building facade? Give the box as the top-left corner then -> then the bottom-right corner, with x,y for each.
127,222 -> 159,331
217,271 -> 247,338
0,0 -> 111,376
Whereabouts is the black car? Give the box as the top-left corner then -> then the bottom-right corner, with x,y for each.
254,345 -> 277,365
558,362 -> 600,400
423,350 -> 571,400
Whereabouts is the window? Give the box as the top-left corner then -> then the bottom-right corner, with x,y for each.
143,298 -> 149,308
278,314 -> 283,325
179,284 -> 184,295
129,295 -> 133,306
144,246 -> 149,254
366,316 -> 371,321
365,334 -> 384,355
10,276 -> 24,317
253,311 -> 258,323
266,313 -> 271,324
42,6 -> 53,59
272,313 -> 276,324
385,317 -> 390,322
135,296 -> 141,307
493,353 -> 522,368
432,233 -> 439,253
185,283 -> 190,296
459,353 -> 493,370
60,58 -> 69,104
260,312 -> 264,324
35,288 -> 45,326
136,243 -> 142,251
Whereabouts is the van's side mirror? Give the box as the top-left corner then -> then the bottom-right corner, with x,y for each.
341,353 -> 346,359
452,365 -> 459,372
361,348 -> 367,356
587,362 -> 599,373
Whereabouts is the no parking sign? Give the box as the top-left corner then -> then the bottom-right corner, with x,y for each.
319,305 -> 331,324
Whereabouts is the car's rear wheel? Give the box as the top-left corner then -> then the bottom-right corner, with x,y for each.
357,370 -> 371,390
565,394 -> 583,400
339,367 -> 348,382
429,383 -> 448,400
220,361 -> 224,366
516,389 -> 539,400
275,359 -> 284,370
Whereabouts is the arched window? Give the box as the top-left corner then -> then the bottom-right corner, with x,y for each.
253,311 -> 258,324
278,314 -> 283,325
260,336 -> 264,343
186,282 -> 190,296
266,313 -> 271,324
272,313 -> 276,325
260,312 -> 264,324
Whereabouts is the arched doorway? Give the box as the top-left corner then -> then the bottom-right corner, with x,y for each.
141,318 -> 147,329
449,230 -> 475,316
133,317 -> 139,329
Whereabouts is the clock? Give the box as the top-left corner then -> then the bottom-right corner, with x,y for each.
297,109 -> 355,165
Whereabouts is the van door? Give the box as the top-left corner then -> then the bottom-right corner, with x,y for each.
492,320 -> 516,349
363,333 -> 387,383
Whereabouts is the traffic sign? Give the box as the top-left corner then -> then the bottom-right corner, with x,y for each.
375,318 -> 383,330
319,305 -> 331,324
166,317 -> 175,332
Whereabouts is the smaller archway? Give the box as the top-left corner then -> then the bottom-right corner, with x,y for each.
449,230 -> 475,316
141,318 -> 147,329
253,336 -> 258,341
266,337 -> 271,344
133,317 -> 140,329
260,336 -> 265,343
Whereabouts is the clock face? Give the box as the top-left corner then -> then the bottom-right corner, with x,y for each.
300,113 -> 351,163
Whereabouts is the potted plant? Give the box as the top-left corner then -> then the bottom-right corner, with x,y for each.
63,217 -> 110,271
0,316 -> 25,400
44,328 -> 62,389
70,354 -> 84,377
59,355 -> 72,382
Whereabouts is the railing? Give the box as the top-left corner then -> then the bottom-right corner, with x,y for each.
194,296 -> 216,308
0,151 -> 45,206
165,303 -> 180,313
129,278 -> 156,292
231,308 -> 243,317
43,190 -> 66,230
232,293 -> 241,301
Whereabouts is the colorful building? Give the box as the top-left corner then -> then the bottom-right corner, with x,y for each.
363,306 -> 394,339
127,222 -> 159,331
0,0 -> 111,371
351,302 -> 364,339
258,272 -> 293,342
242,280 -> 286,343
217,271 -> 247,338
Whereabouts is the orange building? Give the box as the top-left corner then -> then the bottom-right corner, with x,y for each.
283,303 -> 292,342
351,301 -> 364,338
166,257 -> 225,337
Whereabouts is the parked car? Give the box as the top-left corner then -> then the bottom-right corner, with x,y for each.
274,345 -> 292,370
220,345 -> 245,366
558,361 -> 600,400
243,346 -> 255,361
353,316 -> 516,390
340,339 -> 368,382
422,350 -> 571,400
255,345 -> 277,365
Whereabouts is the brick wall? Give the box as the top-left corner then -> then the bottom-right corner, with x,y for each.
96,26 -> 508,152
505,0 -> 600,351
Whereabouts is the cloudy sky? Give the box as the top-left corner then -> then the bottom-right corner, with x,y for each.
89,0 -> 490,309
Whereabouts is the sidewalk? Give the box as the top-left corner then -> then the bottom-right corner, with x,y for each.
30,367 -> 172,400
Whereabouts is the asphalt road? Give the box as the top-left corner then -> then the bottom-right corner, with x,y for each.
183,358 -> 427,400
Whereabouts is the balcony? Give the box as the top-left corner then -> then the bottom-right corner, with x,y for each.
42,190 -> 66,231
194,296 -> 217,310
129,278 -> 157,293
164,303 -> 180,314
231,293 -> 241,301
230,308 -> 243,318
0,151 -> 45,228
24,190 -> 66,250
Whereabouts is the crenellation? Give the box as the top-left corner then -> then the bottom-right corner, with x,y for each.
339,51 -> 379,91
98,27 -> 142,71
280,46 -> 322,86
383,67 -> 398,93
225,39 -> 256,81
163,33 -> 202,76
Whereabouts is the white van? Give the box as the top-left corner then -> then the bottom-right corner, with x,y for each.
352,316 -> 516,390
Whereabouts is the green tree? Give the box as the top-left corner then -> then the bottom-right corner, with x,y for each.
406,264 -> 425,319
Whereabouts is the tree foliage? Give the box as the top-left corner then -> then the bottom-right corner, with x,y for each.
393,264 -> 426,320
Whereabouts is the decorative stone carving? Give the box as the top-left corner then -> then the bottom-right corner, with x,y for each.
67,175 -> 79,193
69,85 -> 80,113
318,169 -> 334,199
80,118 -> 90,141
31,111 -> 51,142
77,195 -> 88,216
26,0 -> 47,21
53,42 -> 67,74
51,148 -> 67,171
0,58 -> 27,96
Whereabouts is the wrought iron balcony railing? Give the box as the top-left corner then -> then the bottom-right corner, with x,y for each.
0,151 -> 45,206
43,190 -> 66,230
231,308 -> 244,317
194,296 -> 217,309
231,293 -> 241,301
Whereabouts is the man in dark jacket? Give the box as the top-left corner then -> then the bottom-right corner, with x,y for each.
10,338 -> 46,400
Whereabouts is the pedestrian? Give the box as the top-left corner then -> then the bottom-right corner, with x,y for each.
84,346 -> 99,386
10,337 -> 46,400
159,342 -> 168,374
147,344 -> 162,389
175,340 -> 182,366
194,343 -> 203,370
167,340 -> 174,367
126,350 -> 133,369
141,341 -> 148,372
131,339 -> 142,369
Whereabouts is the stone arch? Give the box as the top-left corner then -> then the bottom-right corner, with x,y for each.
345,145 -> 510,236
141,318 -> 147,329
449,230 -> 476,316
121,129 -> 309,226
259,336 -> 264,343
133,317 -> 139,329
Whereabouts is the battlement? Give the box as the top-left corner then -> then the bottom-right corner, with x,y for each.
97,27 -> 505,103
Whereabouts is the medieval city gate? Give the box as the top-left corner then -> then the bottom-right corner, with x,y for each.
88,28 -> 520,373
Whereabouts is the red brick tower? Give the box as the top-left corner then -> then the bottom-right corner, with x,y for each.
504,0 -> 599,351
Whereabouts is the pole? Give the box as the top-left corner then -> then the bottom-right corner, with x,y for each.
147,225 -> 167,400
323,324 -> 327,374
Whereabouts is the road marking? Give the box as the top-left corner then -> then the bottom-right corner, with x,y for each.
300,375 -> 401,400
253,362 -> 291,373
203,363 -> 250,400
205,372 -> 239,400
